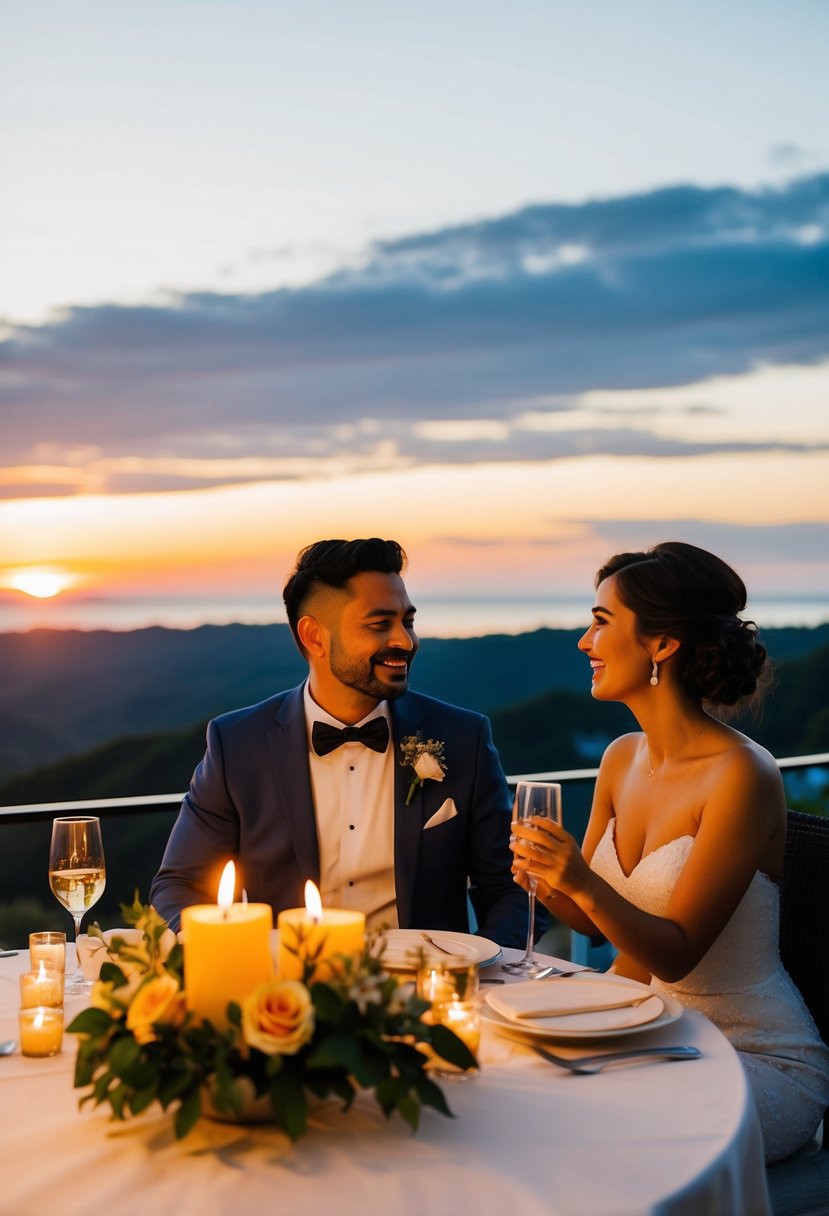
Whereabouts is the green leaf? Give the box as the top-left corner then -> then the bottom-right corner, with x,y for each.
269,1074 -> 308,1141
109,1035 -> 142,1076
174,1089 -> 202,1139
396,1093 -> 421,1131
99,961 -> 129,988
226,1001 -> 242,1028
311,983 -> 346,1021
128,1086 -> 158,1116
375,1075 -> 411,1116
74,1038 -> 103,1086
108,1081 -> 129,1119
308,1033 -> 366,1075
93,1071 -> 114,1104
66,1006 -> 114,1037
429,1024 -> 477,1071
158,1067 -> 195,1109
415,1074 -> 454,1118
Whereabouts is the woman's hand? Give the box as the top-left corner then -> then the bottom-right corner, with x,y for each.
510,815 -> 592,903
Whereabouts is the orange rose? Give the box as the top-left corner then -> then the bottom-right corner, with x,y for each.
242,980 -> 315,1055
126,973 -> 186,1044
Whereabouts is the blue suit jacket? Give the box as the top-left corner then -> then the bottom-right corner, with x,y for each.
150,685 -> 528,947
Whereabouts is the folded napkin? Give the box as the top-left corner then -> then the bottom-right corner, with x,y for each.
76,929 -> 141,980
76,926 -> 177,980
488,976 -> 661,1024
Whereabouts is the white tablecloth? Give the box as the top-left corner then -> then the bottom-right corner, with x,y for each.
0,948 -> 771,1216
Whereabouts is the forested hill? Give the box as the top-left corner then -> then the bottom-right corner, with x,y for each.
2,621 -> 828,786
0,623 -> 584,781
0,635 -> 827,808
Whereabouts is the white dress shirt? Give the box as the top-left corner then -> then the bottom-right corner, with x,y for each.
303,682 -> 398,930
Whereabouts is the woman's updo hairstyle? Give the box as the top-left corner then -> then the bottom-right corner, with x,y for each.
595,541 -> 769,708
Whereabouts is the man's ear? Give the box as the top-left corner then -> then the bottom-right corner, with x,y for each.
297,614 -> 327,658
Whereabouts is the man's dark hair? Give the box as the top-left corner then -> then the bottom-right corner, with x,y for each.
282,538 -> 407,642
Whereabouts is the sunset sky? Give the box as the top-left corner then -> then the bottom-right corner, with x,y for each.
2,1 -> 828,627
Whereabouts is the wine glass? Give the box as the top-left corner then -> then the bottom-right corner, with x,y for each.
502,781 -> 562,976
48,816 -> 106,994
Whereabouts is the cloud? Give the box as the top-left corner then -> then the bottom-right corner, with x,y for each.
2,174 -> 828,496
579,519 -> 829,565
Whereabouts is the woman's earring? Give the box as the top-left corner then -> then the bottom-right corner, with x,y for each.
650,660 -> 659,686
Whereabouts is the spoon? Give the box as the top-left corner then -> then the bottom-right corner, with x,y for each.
0,1040 -> 17,1056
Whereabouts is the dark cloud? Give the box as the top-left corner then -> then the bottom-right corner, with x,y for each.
1,174 -> 828,495
579,519 -> 829,566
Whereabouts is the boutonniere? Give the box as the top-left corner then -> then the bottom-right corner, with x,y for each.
400,735 -> 447,806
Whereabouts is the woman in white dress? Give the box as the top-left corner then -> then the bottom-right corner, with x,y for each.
511,541 -> 829,1163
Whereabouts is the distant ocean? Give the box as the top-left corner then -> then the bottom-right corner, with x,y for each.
1,594 -> 828,638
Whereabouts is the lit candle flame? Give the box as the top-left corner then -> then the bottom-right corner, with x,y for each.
304,880 -> 323,924
34,1009 -> 45,1029
37,960 -> 47,981
217,861 -> 236,913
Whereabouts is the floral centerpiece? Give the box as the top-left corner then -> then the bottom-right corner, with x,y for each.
67,898 -> 476,1141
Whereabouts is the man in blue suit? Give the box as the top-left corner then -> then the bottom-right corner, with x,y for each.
151,538 -> 527,947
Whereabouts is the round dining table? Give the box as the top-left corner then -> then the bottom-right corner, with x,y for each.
0,945 -> 771,1216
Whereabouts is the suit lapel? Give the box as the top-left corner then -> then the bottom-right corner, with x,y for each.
390,695 -> 430,929
265,685 -> 320,884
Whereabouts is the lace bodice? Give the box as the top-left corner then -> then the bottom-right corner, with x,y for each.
590,818 -> 779,993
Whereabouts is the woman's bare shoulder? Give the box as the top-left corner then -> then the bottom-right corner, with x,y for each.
707,727 -> 783,786
700,727 -> 787,835
600,732 -> 644,771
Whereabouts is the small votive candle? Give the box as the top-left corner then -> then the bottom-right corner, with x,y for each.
29,932 -> 66,974
19,1006 -> 64,1057
416,959 -> 481,1079
441,1000 -> 481,1056
20,962 -> 65,1009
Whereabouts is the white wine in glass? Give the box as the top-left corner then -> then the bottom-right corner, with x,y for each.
502,781 -> 562,976
49,816 -> 106,994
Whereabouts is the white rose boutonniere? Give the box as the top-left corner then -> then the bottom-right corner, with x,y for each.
400,735 -> 447,806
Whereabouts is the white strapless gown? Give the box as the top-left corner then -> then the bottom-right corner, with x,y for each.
591,818 -> 829,1163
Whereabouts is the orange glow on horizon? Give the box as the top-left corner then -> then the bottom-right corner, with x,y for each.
4,567 -> 77,599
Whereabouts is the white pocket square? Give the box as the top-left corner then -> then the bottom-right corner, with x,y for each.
423,798 -> 458,829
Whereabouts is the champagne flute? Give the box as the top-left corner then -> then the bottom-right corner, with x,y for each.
502,781 -> 562,976
48,816 -> 106,994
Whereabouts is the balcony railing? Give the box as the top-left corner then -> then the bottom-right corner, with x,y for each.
1,753 -> 826,824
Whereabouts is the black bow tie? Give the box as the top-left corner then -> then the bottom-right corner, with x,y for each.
311,717 -> 389,757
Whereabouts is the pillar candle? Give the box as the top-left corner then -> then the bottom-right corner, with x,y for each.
181,862 -> 274,1028
19,1007 -> 63,1057
277,881 -> 365,982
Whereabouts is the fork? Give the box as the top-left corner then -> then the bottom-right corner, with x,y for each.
532,1044 -> 701,1074
420,932 -> 458,957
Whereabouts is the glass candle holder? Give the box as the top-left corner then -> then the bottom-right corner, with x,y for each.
29,931 -> 66,975
416,958 -> 480,1080
19,1006 -> 64,1057
20,965 -> 65,1009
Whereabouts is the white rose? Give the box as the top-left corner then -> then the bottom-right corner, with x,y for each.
414,753 -> 445,782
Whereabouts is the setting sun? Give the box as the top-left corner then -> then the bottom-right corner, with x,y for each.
6,568 -> 74,599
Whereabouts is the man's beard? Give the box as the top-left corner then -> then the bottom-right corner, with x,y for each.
328,639 -> 413,702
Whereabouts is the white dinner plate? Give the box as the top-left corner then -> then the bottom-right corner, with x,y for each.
483,975 -> 684,1042
379,929 -> 502,971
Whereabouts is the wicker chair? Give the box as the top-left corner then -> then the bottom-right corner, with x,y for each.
766,809 -> 829,1216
